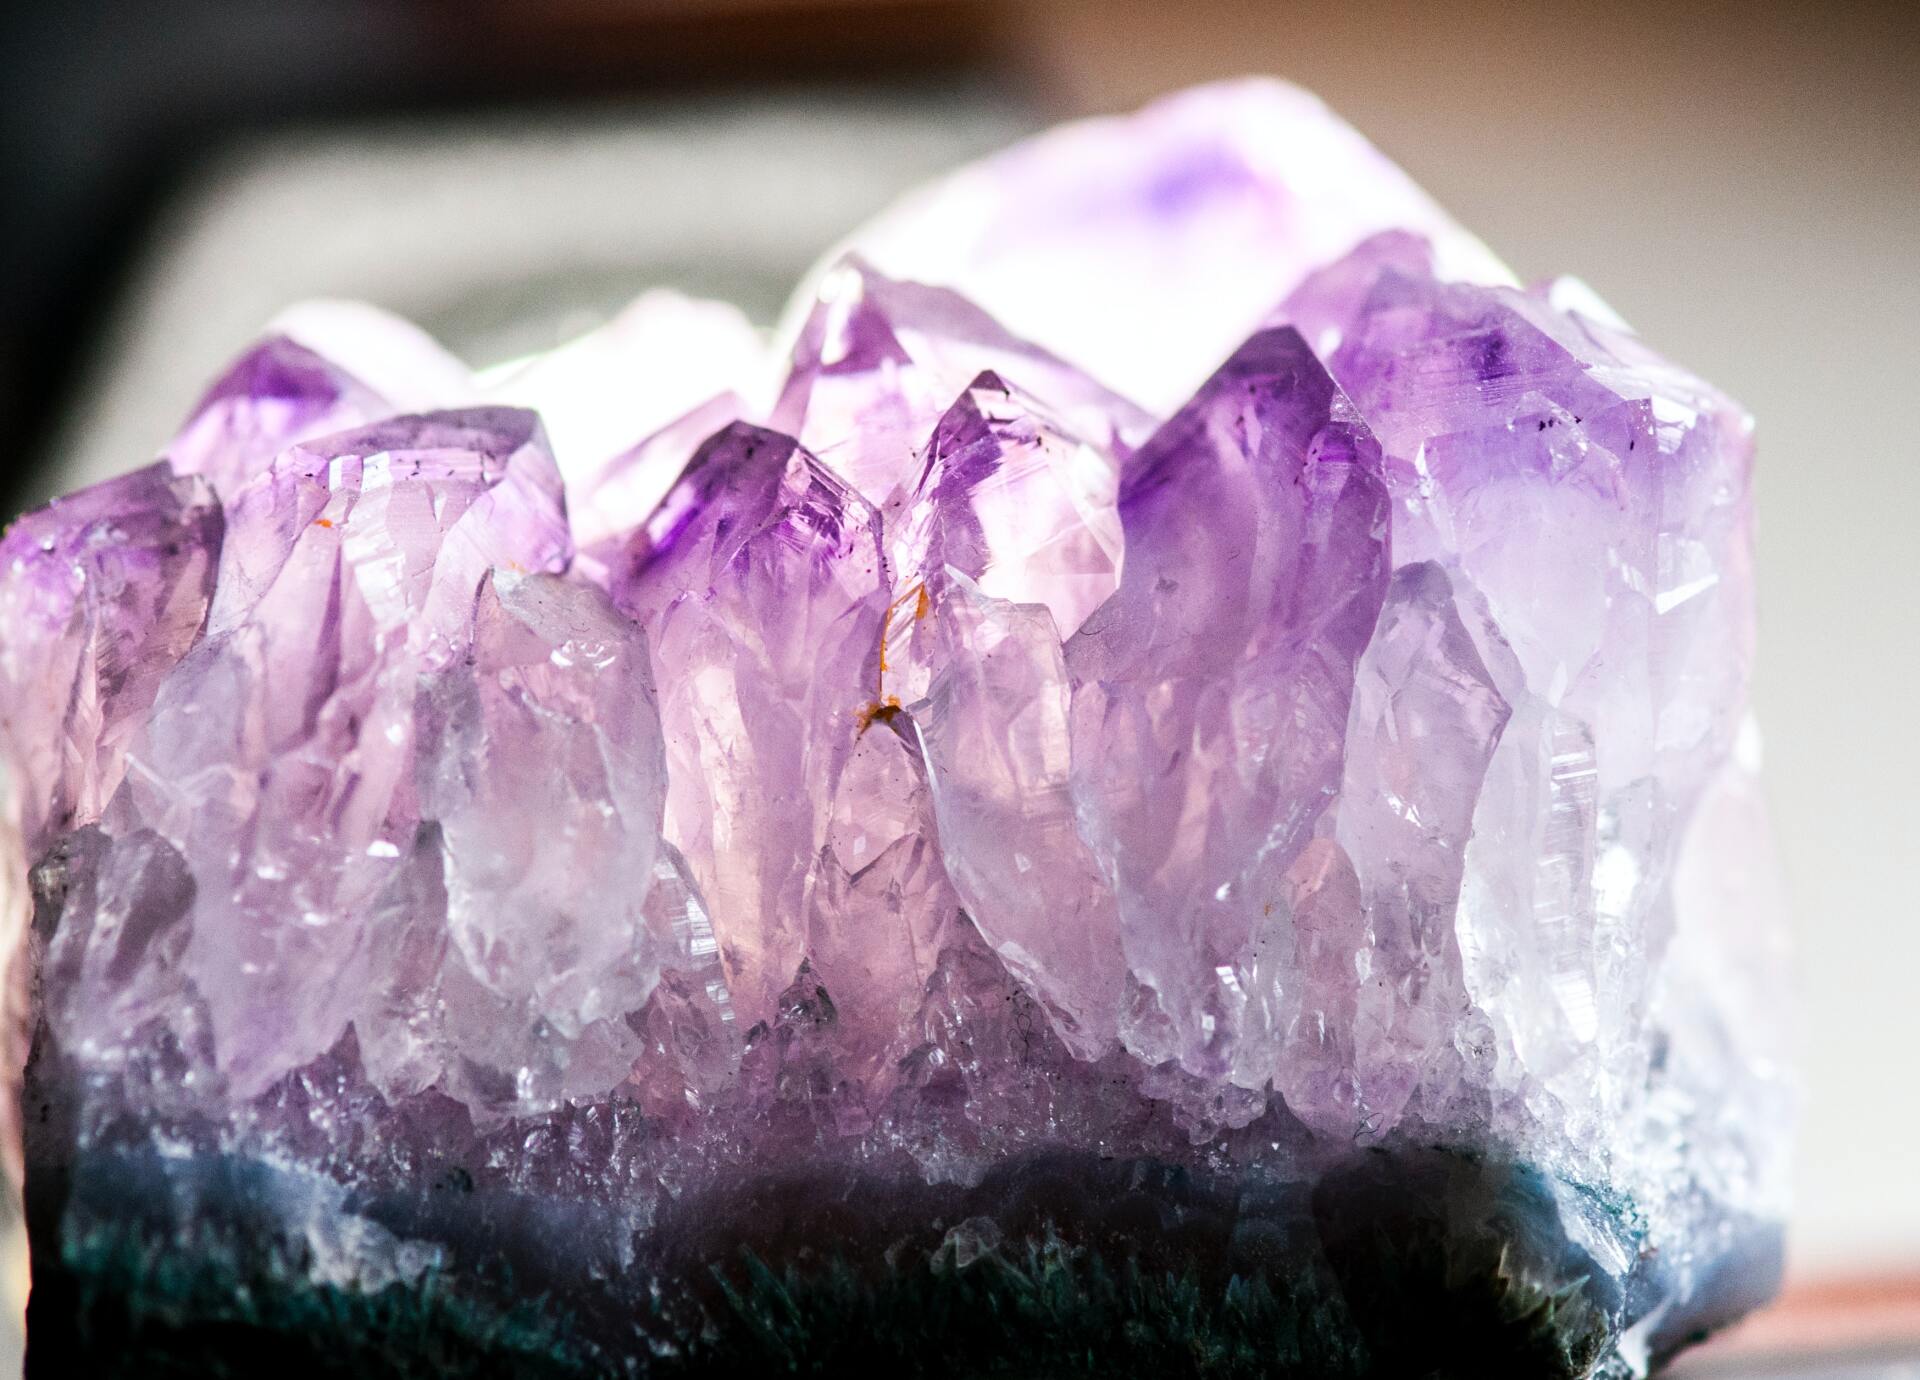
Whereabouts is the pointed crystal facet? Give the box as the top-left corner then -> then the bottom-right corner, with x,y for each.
889,370 -> 1124,641
571,392 -> 745,565
774,257 -> 1152,505
1065,326 -> 1391,1082
0,463 -> 223,857
609,423 -> 890,1030
1283,236 -> 1769,1168
166,337 -> 387,499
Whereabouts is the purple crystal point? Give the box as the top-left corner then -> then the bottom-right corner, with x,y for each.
1277,238 -> 1780,1221
889,370 -> 1123,641
571,391 -> 746,567
88,408 -> 578,1099
167,336 -> 387,499
774,257 -> 1152,504
0,463 -> 223,856
609,423 -> 897,1036
5,79 -> 1787,1380
1065,326 -> 1391,1084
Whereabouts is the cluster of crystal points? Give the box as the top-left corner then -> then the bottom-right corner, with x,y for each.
2,81 -> 1789,1373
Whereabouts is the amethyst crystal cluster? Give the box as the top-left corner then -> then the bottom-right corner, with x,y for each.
2,82 -> 1789,1377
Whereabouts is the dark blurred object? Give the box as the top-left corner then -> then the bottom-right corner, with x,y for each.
0,0 -> 998,514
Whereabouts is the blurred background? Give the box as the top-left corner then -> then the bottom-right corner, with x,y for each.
3,0 -> 1916,1372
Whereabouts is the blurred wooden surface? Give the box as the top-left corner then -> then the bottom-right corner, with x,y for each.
1674,1274 -> 1920,1373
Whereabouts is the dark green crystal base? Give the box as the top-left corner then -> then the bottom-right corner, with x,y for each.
28,1223 -> 1595,1380
20,1139 -> 1774,1379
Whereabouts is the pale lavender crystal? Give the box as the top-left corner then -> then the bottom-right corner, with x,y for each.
0,464 -> 222,857
888,370 -> 1124,641
414,568 -> 679,1113
1062,327 -> 1390,1087
167,337 -> 388,498
605,422 -> 957,1073
911,575 -> 1126,1058
840,80 -> 1512,412
48,407 -> 671,1110
1319,560 -> 1510,1136
774,257 -> 1152,504
1279,237 -> 1766,1145
4,78 -> 1787,1377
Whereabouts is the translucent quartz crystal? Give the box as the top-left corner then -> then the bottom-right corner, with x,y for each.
1,80 -> 1789,1378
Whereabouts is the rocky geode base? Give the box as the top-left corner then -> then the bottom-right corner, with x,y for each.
23,1053 -> 1779,1378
